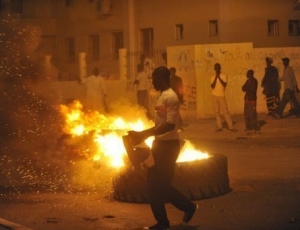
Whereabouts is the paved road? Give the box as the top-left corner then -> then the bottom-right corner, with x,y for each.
1,113 -> 300,230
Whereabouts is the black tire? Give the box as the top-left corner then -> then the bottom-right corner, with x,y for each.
112,154 -> 230,203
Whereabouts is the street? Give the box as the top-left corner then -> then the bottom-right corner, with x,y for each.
1,113 -> 300,230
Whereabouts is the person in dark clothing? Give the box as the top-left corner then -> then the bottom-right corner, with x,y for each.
273,57 -> 300,118
128,66 -> 198,230
242,69 -> 259,131
261,57 -> 280,115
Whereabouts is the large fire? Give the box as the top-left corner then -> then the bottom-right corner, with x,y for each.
59,100 -> 209,168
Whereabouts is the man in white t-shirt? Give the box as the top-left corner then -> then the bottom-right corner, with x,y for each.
211,63 -> 236,132
128,66 -> 198,230
140,53 -> 155,79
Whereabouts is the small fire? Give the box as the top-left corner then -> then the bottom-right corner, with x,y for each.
59,100 -> 209,168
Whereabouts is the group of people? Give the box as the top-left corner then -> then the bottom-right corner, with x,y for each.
213,57 -> 300,133
134,55 -> 185,129
271,57 -> 300,119
125,58 -> 299,229
212,62 -> 260,132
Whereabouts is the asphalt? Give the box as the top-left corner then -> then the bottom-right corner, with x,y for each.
1,112 -> 300,230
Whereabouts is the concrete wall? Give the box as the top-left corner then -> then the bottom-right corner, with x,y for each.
49,43 -> 300,120
42,79 -> 136,110
135,0 -> 300,49
167,43 -> 300,119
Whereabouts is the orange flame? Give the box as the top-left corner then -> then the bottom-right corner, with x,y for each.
59,100 -> 209,168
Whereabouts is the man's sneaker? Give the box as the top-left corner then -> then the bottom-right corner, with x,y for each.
143,223 -> 170,230
181,203 -> 198,225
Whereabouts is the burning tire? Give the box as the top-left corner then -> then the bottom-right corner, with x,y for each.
112,154 -> 230,203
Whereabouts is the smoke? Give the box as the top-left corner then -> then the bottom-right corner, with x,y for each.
0,14 -> 153,197
0,14 -> 70,194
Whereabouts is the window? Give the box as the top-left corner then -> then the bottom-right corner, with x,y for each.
288,20 -> 300,36
140,28 -> 154,57
112,31 -> 123,59
97,0 -> 112,14
268,20 -> 279,36
88,35 -> 100,61
65,37 -> 75,63
209,20 -> 218,37
175,24 -> 184,40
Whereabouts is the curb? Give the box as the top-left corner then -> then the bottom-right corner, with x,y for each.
0,218 -> 32,230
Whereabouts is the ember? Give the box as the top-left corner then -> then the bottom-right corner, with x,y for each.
59,100 -> 209,168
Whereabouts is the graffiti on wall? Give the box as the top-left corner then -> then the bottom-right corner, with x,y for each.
181,84 -> 197,111
144,44 -> 300,118
174,47 -> 197,112
221,46 -> 300,112
173,48 -> 194,72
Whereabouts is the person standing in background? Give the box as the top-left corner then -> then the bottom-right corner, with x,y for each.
81,67 -> 108,113
261,57 -> 280,115
273,57 -> 300,118
242,70 -> 259,131
140,53 -> 155,79
135,63 -> 152,120
211,63 -> 237,132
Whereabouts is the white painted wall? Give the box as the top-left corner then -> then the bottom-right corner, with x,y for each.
44,43 -> 300,121
167,43 -> 300,119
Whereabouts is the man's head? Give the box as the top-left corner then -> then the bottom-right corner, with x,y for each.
214,63 -> 221,73
266,57 -> 273,66
246,69 -> 254,78
152,66 -> 170,91
282,57 -> 290,67
169,67 -> 176,76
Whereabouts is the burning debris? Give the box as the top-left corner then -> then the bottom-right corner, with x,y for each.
0,14 -> 209,198
58,99 -> 209,168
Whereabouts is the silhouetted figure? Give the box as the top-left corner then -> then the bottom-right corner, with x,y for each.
242,70 -> 259,131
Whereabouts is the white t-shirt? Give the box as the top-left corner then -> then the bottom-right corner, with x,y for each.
211,72 -> 227,97
83,74 -> 107,96
136,71 -> 149,91
154,88 -> 179,141
143,57 -> 155,77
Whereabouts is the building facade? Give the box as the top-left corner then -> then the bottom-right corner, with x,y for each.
1,0 -> 299,81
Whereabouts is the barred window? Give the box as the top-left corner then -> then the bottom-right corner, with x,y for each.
89,35 -> 100,61
112,31 -> 124,59
268,20 -> 279,36
65,37 -> 75,63
288,20 -> 300,36
140,28 -> 154,57
209,20 -> 218,37
175,24 -> 184,40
